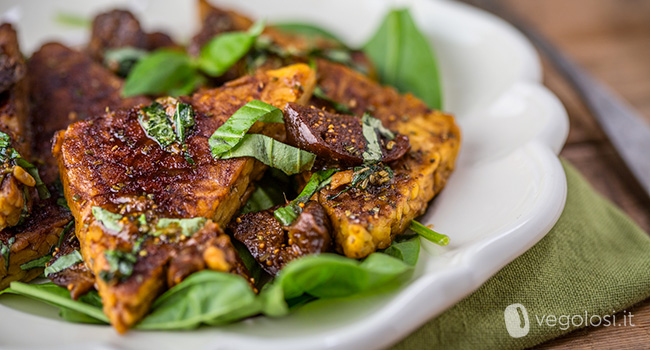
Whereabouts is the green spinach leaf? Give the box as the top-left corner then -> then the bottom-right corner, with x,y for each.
363,9 -> 443,109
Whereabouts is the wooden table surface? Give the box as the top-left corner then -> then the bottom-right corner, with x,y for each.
487,0 -> 650,348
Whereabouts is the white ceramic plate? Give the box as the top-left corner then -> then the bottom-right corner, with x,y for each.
0,1 -> 568,349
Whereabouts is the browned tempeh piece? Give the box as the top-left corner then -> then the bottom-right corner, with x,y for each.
54,63 -> 315,333
312,60 -> 461,258
27,43 -> 149,184
0,200 -> 72,289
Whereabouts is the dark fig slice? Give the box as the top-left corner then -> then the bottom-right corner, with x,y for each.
284,103 -> 409,167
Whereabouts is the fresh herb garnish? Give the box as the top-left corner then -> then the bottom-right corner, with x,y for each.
54,12 -> 91,28
363,9 -> 443,109
409,220 -> 449,246
209,100 -> 316,175
44,250 -> 83,276
272,23 -> 344,43
138,100 -> 197,162
19,255 -> 53,271
1,237 -> 15,270
100,249 -> 138,282
0,131 -> 50,199
104,47 -> 149,77
123,21 -> 265,97
274,169 -> 338,226
92,206 -> 124,232
208,99 -> 283,156
361,114 -> 384,165
154,217 -> 207,237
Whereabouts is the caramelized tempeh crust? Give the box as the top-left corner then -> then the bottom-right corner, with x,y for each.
54,64 -> 315,332
313,60 -> 461,258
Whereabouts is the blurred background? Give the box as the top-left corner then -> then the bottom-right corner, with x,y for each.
482,0 -> 650,348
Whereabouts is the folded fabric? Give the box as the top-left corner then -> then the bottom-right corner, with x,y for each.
391,160 -> 650,349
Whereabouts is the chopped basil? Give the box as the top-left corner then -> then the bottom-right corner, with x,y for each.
198,21 -> 265,77
1,237 -> 15,270
361,114 -> 383,165
173,102 -> 196,144
0,131 -> 50,200
138,102 -> 177,148
363,113 -> 395,140
19,255 -> 52,271
363,9 -> 443,109
154,217 -> 207,237
104,47 -> 149,77
216,134 -> 316,176
92,206 -> 124,232
409,220 -> 449,246
100,249 -> 138,282
44,250 -> 83,276
274,169 -> 337,226
208,100 -> 284,157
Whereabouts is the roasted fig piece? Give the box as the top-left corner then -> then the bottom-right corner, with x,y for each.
229,200 -> 332,275
87,9 -> 175,63
284,103 -> 410,167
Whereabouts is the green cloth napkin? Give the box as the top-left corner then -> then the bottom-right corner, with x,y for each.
392,160 -> 650,349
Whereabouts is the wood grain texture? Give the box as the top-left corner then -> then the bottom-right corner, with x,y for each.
493,0 -> 650,348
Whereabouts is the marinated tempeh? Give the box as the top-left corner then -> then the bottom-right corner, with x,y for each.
54,63 -> 315,332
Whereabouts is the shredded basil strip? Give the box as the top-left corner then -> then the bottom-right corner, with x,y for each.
198,21 -> 265,77
44,250 -> 83,276
92,206 -> 123,232
154,217 -> 207,237
1,237 -> 15,270
361,114 -> 383,165
327,164 -> 393,200
274,169 -> 338,226
208,100 -> 284,156
100,249 -> 138,282
312,86 -> 351,114
174,102 -> 196,144
138,102 -> 177,148
216,134 -> 316,176
409,220 -> 450,246
19,255 -> 52,271
363,9 -> 443,109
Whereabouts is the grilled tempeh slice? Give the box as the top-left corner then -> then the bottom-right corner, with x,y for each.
0,23 -> 35,230
54,63 -> 315,332
0,200 -> 72,289
28,42 -> 149,184
313,60 -> 461,258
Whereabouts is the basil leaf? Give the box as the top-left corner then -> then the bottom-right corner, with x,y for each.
92,206 -> 123,232
122,50 -> 200,97
409,220 -> 449,246
174,102 -> 196,143
100,249 -> 138,282
20,255 -> 52,271
44,250 -> 83,276
381,235 -> 420,266
137,271 -> 260,330
138,102 -> 177,148
363,9 -> 443,109
54,12 -> 90,29
272,23 -> 343,43
1,237 -> 15,270
2,282 -> 108,323
215,134 -> 316,176
240,186 -> 279,215
198,21 -> 265,77
154,217 -> 207,237
361,114 -> 383,165
104,47 -> 149,77
208,100 -> 284,157
274,169 -> 337,226
261,251 -> 414,317
312,86 -> 351,114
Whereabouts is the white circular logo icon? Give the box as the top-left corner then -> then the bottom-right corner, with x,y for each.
504,303 -> 530,338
